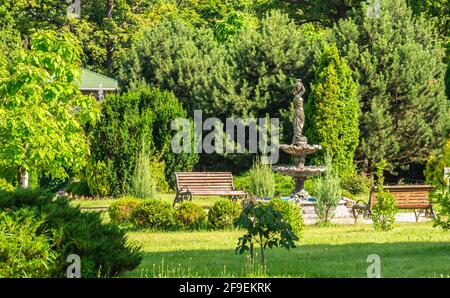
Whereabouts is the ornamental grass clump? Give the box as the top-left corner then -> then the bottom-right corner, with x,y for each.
315,153 -> 342,224
248,157 -> 275,199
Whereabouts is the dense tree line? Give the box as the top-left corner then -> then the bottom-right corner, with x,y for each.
1,0 -> 450,185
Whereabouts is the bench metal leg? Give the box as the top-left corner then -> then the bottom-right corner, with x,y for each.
173,192 -> 192,207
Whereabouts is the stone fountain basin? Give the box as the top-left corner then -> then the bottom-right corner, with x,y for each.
272,165 -> 326,178
280,144 -> 322,156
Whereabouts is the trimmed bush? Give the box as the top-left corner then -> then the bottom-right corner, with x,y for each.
267,199 -> 304,238
340,172 -> 372,196
86,159 -> 111,197
208,200 -> 242,230
109,197 -> 141,226
131,199 -> 175,229
175,202 -> 207,229
0,189 -> 142,277
90,86 -> 198,194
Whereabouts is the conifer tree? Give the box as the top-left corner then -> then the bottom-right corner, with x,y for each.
333,0 -> 449,174
305,44 -> 360,176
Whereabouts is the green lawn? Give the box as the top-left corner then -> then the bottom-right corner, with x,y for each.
123,223 -> 450,278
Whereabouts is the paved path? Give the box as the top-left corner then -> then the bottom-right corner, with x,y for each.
304,212 -> 433,225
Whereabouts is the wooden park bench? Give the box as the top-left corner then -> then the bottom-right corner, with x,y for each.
352,185 -> 435,222
173,172 -> 248,206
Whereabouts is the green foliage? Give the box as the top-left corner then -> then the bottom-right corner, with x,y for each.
129,150 -> 157,200
0,1 -> 69,37
315,153 -> 343,223
86,159 -> 111,197
208,200 -> 242,230
90,86 -> 197,194
431,188 -> 450,231
117,11 -> 314,128
274,173 -> 295,197
305,44 -> 360,176
340,172 -> 372,196
226,10 -> 315,123
109,197 -> 141,226
372,160 -> 397,231
213,11 -> 246,42
174,201 -> 207,229
234,172 -> 295,197
0,30 -> 100,186
0,178 -> 14,192
0,209 -> 58,277
235,202 -> 298,272
248,158 -> 275,198
233,174 -> 251,192
131,199 -> 175,230
0,189 -> 142,277
65,180 -> 90,197
425,138 -> 450,189
267,199 -> 304,238
334,0 -> 449,174
67,0 -> 154,72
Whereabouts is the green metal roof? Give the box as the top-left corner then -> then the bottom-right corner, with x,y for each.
79,68 -> 118,91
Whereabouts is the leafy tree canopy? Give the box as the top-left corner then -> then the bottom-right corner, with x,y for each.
0,30 -> 100,185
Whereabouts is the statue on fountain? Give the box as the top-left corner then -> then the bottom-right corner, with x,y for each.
292,79 -> 307,146
273,78 -> 326,202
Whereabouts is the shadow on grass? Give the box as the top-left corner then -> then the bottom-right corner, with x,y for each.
124,241 -> 450,278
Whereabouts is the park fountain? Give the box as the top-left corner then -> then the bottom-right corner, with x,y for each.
273,79 -> 326,201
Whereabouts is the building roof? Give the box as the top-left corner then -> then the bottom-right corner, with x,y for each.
79,68 -> 118,91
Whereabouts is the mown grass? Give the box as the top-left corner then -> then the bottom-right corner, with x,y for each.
123,223 -> 450,278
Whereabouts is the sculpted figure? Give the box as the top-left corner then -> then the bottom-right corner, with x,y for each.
292,79 -> 306,145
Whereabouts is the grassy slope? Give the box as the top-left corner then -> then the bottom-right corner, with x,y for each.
124,223 -> 450,278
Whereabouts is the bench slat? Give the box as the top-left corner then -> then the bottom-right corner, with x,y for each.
174,172 -> 247,205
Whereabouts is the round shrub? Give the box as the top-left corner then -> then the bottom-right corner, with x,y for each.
340,172 -> 372,196
175,202 -> 206,229
109,197 -> 141,225
208,200 -> 242,230
131,199 -> 175,229
0,189 -> 142,277
267,198 -> 304,238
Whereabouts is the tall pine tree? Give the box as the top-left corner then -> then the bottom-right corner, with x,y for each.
333,0 -> 449,174
305,44 -> 360,176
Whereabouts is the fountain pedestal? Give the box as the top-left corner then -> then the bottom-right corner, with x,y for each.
273,141 -> 326,201
272,79 -> 326,201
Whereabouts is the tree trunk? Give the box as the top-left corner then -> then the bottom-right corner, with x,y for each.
249,242 -> 254,273
259,234 -> 265,273
105,0 -> 115,72
18,166 -> 29,189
